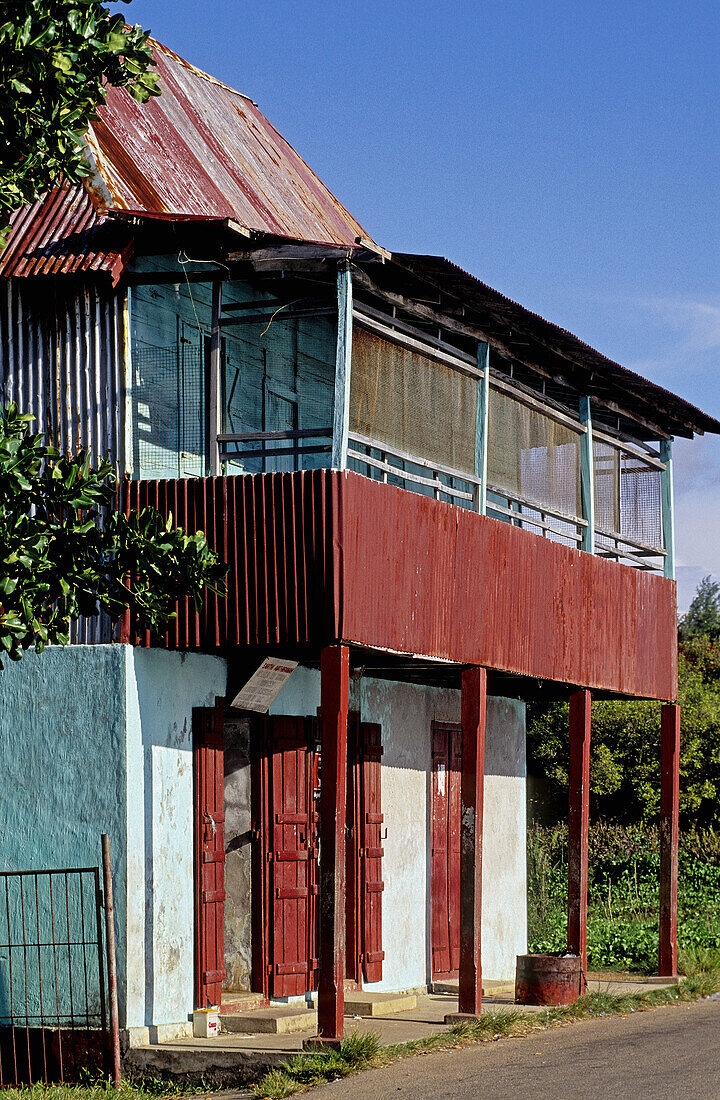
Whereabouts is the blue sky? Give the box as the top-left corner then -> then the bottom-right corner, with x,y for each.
128,0 -> 720,610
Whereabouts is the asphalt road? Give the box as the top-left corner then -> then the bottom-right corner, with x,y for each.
308,998 -> 720,1100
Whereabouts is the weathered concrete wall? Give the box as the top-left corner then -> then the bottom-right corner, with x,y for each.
482,697 -> 527,980
223,715 -> 253,991
125,648 -> 226,1029
0,646 -> 128,1016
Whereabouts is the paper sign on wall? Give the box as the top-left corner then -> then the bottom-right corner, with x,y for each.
229,658 -> 298,713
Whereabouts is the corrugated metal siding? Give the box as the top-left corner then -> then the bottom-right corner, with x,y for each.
120,470 -> 340,650
339,472 -> 678,701
121,469 -> 677,701
0,276 -> 126,643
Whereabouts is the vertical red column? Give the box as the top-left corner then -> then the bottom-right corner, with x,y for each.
317,645 -> 349,1041
659,703 -> 680,977
458,666 -> 486,1016
567,689 -> 591,975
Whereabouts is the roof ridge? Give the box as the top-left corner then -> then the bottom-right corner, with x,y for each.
149,37 -> 257,105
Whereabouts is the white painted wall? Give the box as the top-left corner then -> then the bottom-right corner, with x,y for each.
125,648 -> 226,1029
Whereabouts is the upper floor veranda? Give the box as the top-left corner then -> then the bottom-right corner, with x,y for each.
117,239 -> 718,580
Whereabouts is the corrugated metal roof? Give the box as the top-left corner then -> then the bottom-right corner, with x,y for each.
392,253 -> 720,437
0,181 -> 133,284
0,38 -> 374,283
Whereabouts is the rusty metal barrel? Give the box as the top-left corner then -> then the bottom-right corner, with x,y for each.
515,953 -> 585,1005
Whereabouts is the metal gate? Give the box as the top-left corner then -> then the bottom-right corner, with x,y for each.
0,868 -> 108,1086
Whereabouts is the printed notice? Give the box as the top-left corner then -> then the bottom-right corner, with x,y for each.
229,658 -> 298,713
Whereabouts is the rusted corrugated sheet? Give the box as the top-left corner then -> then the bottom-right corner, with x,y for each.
122,469 -> 677,701
339,472 -> 678,701
89,40 -> 372,248
1,39 -> 373,283
120,470 -> 340,650
0,182 -> 133,286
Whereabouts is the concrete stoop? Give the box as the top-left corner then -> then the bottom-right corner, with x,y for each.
219,990 -> 418,1034
432,979 -> 515,997
221,1004 -> 318,1035
345,991 -> 418,1017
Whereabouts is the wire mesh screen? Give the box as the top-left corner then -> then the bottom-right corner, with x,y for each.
349,326 -> 478,475
594,439 -> 663,550
0,869 -> 107,1086
487,388 -> 582,519
132,343 -> 205,478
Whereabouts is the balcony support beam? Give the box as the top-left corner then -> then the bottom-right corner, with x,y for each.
208,279 -> 223,477
474,343 -> 490,514
659,703 -> 680,977
568,688 -> 591,977
332,266 -> 353,470
316,644 -> 349,1042
579,396 -> 595,554
660,439 -> 675,580
457,666 -> 486,1015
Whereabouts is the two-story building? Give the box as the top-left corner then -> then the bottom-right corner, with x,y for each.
0,37 -> 716,1045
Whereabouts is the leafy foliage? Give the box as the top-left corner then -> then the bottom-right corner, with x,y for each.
680,574 -> 720,641
527,636 -> 720,830
528,823 -> 720,973
0,0 -> 160,244
0,403 -> 226,665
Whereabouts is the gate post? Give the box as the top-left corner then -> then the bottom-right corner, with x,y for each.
316,645 -> 349,1041
457,666 -> 486,1016
659,703 -> 680,977
567,689 -> 591,974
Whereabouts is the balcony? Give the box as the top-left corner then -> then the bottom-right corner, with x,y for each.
122,467 -> 677,702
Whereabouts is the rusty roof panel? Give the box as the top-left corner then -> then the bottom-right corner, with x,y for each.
0,182 -> 132,285
0,38 -> 373,283
88,39 -> 371,247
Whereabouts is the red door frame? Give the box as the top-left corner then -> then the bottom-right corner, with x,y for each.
430,721 -> 462,982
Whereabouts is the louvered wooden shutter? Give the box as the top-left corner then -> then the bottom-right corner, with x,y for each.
193,698 -> 226,1007
360,722 -> 384,983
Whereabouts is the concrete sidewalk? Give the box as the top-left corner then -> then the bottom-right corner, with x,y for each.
124,976 -> 676,1087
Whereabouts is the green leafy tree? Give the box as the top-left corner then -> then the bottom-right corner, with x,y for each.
680,575 -> 720,642
527,644 -> 720,829
0,0 -> 160,245
0,404 -> 226,665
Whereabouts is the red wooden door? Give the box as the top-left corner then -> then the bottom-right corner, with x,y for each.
431,722 -> 462,980
268,716 -> 318,997
193,698 -> 226,1007
359,722 -> 384,982
346,712 -> 362,984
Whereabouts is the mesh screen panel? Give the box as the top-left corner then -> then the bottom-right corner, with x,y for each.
349,326 -> 478,475
487,388 -> 582,518
133,343 -> 205,477
594,438 -> 662,549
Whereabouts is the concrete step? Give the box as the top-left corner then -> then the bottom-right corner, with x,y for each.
344,992 -> 417,1017
432,979 -> 515,997
220,992 -> 269,1014
220,1005 -> 317,1035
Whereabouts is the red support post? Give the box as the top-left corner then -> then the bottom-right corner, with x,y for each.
659,704 -> 680,977
567,689 -> 591,976
458,666 -> 486,1016
317,645 -> 349,1041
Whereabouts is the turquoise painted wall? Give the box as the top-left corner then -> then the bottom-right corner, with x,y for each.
0,646 -> 128,1022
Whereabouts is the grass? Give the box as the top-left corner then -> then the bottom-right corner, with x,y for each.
251,963 -> 720,1099
527,823 -> 720,973
1,1078 -> 195,1100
